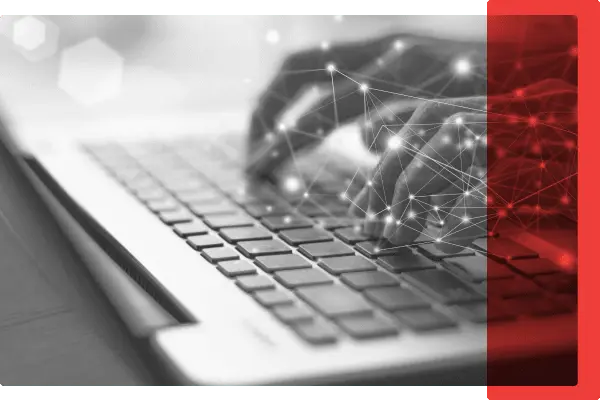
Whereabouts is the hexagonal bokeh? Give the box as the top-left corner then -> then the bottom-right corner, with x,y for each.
13,16 -> 46,50
58,38 -> 124,106
12,16 -> 60,62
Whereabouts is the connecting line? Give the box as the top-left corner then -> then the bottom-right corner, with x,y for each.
331,72 -> 339,129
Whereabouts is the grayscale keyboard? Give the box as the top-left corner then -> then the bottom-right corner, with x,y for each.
82,137 -> 577,345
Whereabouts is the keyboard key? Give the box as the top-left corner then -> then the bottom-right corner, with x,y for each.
274,269 -> 333,288
477,238 -> 539,261
245,203 -> 291,218
453,302 -> 515,323
293,201 -> 329,217
502,297 -> 572,317
279,228 -> 332,245
337,315 -> 399,339
508,258 -> 559,277
158,209 -> 194,225
444,257 -> 515,282
135,187 -> 169,202
202,247 -> 240,263
229,187 -> 280,204
417,243 -> 475,260
292,320 -> 338,344
217,260 -> 257,277
341,271 -> 399,290
262,214 -> 313,231
146,198 -> 180,212
204,214 -> 255,229
220,226 -> 272,243
252,290 -> 294,307
533,273 -> 577,294
176,190 -> 222,205
394,309 -> 457,331
236,240 -> 292,258
255,254 -> 311,272
355,241 -> 405,258
296,285 -> 374,318
272,304 -> 314,324
486,276 -> 543,298
236,275 -> 275,292
318,256 -> 377,275
186,235 -> 224,251
189,202 -> 239,217
298,241 -> 354,260
403,269 -> 485,304
364,287 -> 430,311
315,217 -> 359,230
173,221 -> 209,238
377,251 -> 437,273
334,227 -> 375,244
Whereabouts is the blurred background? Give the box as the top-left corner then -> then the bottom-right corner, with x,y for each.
0,16 -> 485,141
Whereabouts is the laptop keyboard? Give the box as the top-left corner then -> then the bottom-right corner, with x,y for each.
82,138 -> 577,345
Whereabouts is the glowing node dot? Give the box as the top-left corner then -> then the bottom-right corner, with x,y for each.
373,246 -> 380,253
433,206 -> 439,211
321,41 -> 330,51
360,83 -> 369,93
277,123 -> 287,132
396,220 -> 402,226
385,215 -> 394,224
408,194 -> 415,200
435,237 -> 442,243
387,136 -> 403,150
461,215 -> 470,223
339,192 -> 347,200
265,29 -> 280,44
303,192 -> 309,198
283,215 -> 292,224
407,211 -> 416,219
441,135 -> 451,144
454,58 -> 471,75
366,212 -> 376,221
265,132 -> 275,142
439,220 -> 445,226
464,139 -> 474,149
528,116 -> 538,127
386,206 -> 392,211
326,63 -> 336,73
266,205 -> 273,212
393,39 -> 405,51
283,176 -> 302,193
367,180 -> 373,187
464,190 -> 471,197
455,117 -> 464,125
514,88 -> 524,98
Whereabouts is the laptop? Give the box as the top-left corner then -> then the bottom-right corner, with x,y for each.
0,15 -> 577,387
0,108 -> 575,385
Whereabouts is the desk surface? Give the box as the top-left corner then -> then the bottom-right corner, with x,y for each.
0,134 -> 157,386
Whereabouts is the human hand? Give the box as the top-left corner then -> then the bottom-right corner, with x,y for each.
348,78 -> 577,253
245,34 -> 486,176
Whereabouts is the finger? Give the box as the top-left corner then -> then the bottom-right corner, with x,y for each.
359,99 -> 425,154
435,180 -> 487,254
364,101 -> 485,236
382,113 -> 487,244
348,185 -> 369,217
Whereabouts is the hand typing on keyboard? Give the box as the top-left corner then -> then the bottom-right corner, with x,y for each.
245,31 -> 577,254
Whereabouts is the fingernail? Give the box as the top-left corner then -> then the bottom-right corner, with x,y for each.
383,220 -> 396,239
